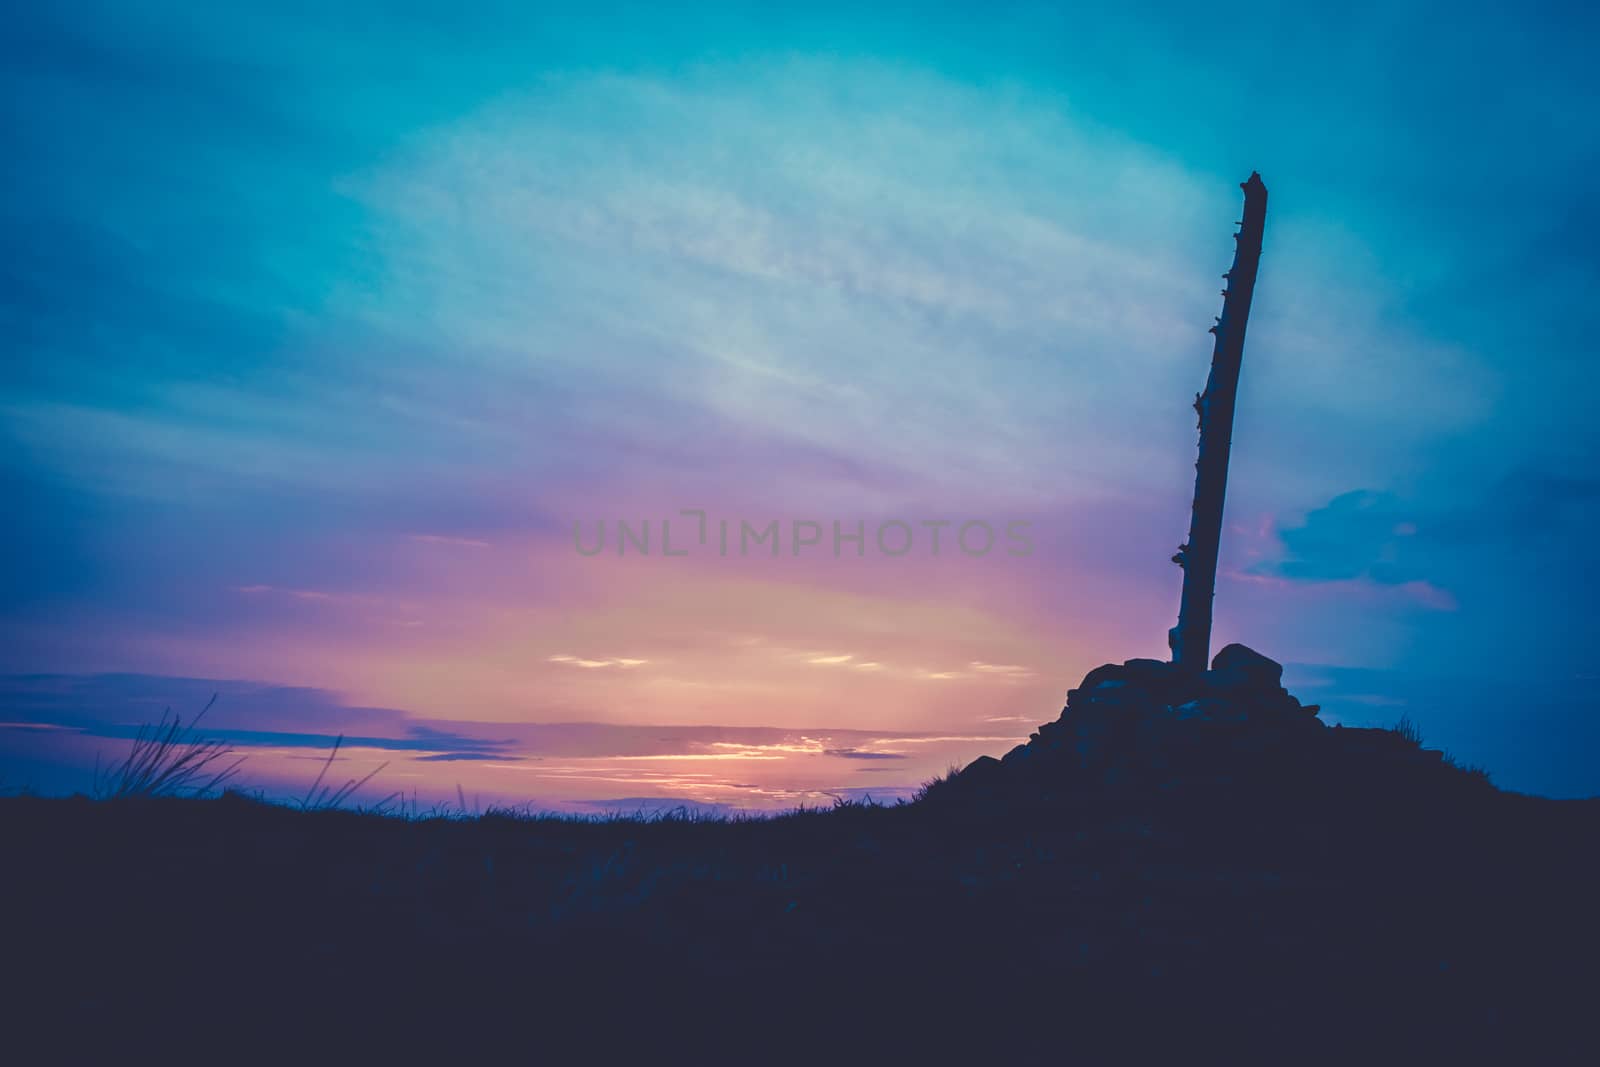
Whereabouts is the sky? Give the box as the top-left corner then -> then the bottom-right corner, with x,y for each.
3,1 -> 1597,807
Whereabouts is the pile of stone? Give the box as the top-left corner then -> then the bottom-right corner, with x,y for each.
952,644 -> 1327,794
940,643 -> 1476,808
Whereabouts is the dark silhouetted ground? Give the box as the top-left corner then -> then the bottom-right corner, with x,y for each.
3,647 -> 1597,1063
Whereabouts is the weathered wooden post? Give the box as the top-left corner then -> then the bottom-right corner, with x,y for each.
1169,172 -> 1269,672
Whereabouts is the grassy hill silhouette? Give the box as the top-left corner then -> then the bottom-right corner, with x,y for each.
3,644 -> 1597,1062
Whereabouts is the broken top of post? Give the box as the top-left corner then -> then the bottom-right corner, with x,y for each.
1169,172 -> 1269,672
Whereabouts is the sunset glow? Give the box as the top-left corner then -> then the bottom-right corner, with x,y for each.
5,2 -> 1597,806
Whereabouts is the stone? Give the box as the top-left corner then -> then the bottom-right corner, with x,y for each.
1078,663 -> 1129,693
1210,643 -> 1283,686
960,755 -> 1004,783
1085,683 -> 1144,708
1200,667 -> 1252,695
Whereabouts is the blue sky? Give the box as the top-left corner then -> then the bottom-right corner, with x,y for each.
3,2 -> 1597,802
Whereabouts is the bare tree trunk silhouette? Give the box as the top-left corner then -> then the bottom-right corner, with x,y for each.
1170,172 -> 1269,672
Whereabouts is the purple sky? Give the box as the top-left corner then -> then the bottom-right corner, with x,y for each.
4,2 -> 1598,805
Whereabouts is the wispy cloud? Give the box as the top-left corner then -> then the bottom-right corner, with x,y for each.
0,674 -> 1026,808
969,661 -> 1034,679
409,534 -> 492,549
548,655 -> 651,670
